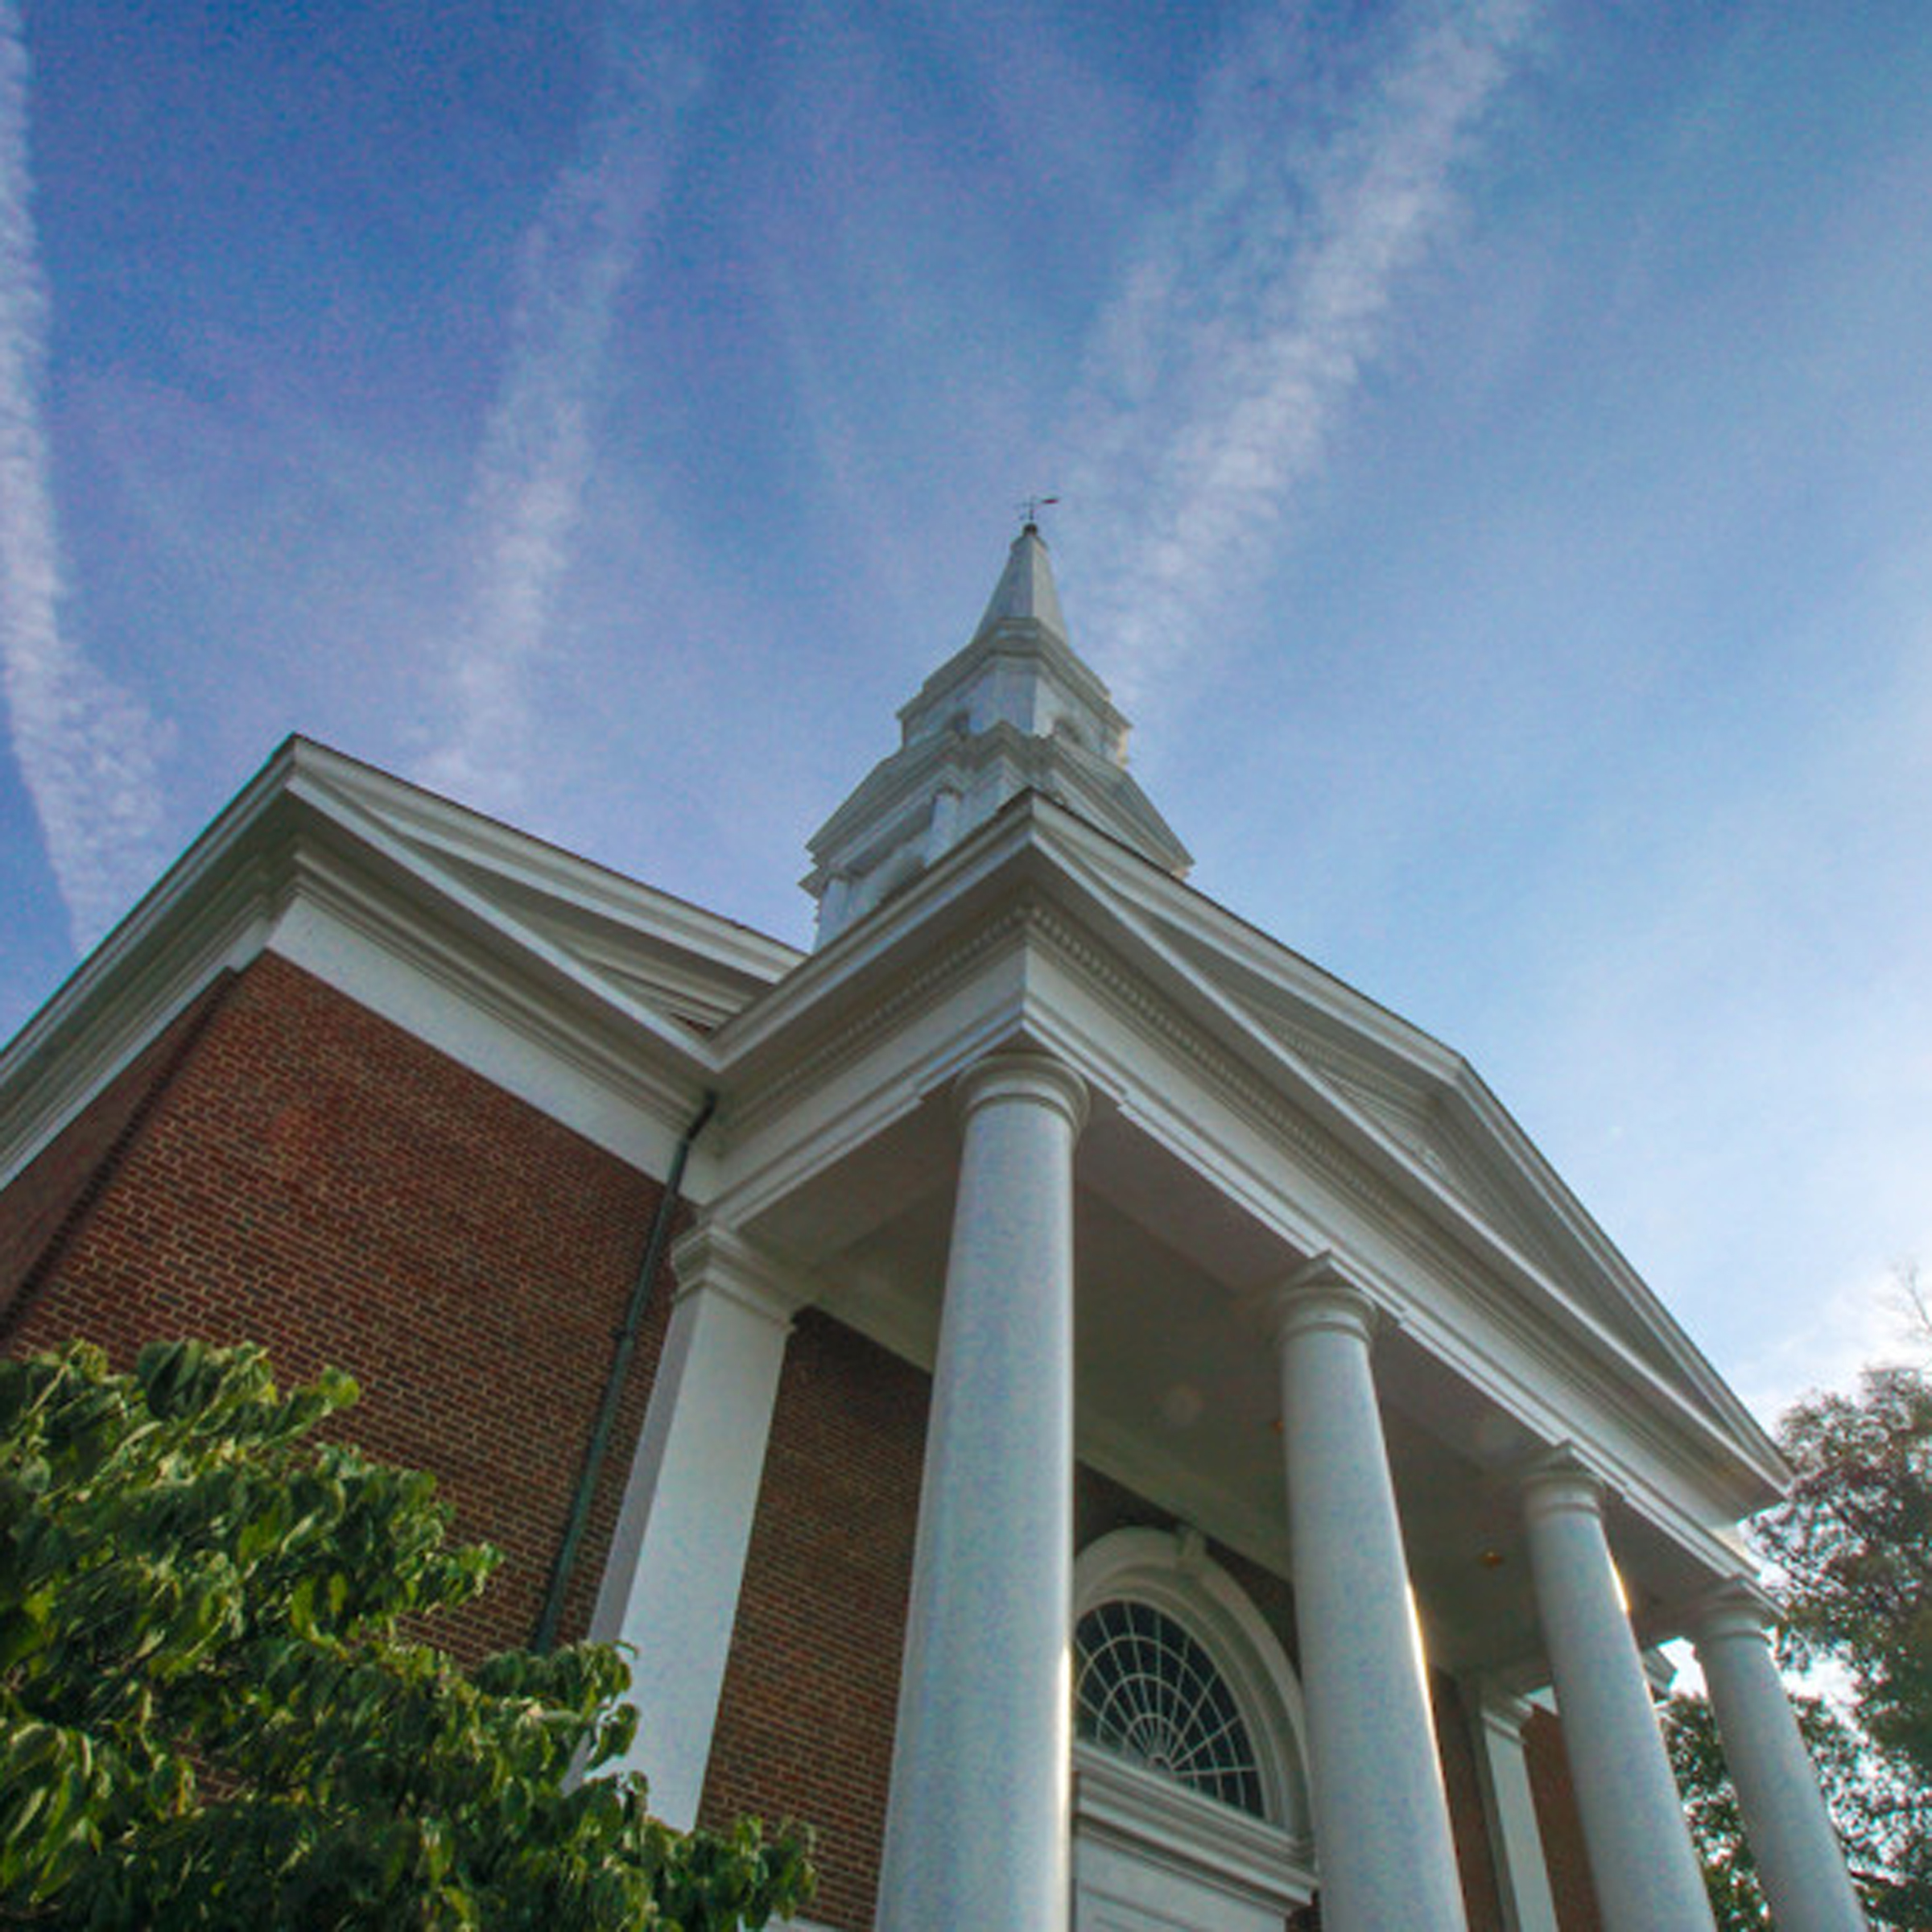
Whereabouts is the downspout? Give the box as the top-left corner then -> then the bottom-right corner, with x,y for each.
534,1089 -> 718,1653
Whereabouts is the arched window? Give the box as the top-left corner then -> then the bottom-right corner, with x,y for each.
1071,1529 -> 1315,1929
1074,1599 -> 1265,1817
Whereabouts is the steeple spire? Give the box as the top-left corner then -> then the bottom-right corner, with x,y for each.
802,524 -> 1191,947
976,520 -> 1068,642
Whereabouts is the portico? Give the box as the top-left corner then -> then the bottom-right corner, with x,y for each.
592,526 -> 1862,1930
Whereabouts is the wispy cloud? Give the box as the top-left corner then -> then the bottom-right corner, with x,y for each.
422,2 -> 710,812
1067,0 -> 1538,702
1732,1261 -> 1932,1428
0,2 -> 171,951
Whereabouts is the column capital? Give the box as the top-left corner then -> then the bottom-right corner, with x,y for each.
1472,1681 -> 1542,1746
1520,1446 -> 1609,1527
1687,1578 -> 1781,1649
669,1223 -> 810,1328
1264,1250 -> 1383,1347
953,1051 -> 1090,1137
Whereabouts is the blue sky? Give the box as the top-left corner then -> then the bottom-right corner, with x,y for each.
4,0 -> 1931,1423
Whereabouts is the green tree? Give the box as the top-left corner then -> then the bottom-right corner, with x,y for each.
0,1339 -> 814,1929
1666,1686 -> 1768,1928
1761,1367 -> 1932,1777
1666,1361 -> 1932,1927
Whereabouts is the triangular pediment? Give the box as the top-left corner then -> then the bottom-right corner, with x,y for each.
295,746 -> 799,1035
1,737 -> 799,1201
999,808 -> 1765,1452
1150,924 -> 1584,1285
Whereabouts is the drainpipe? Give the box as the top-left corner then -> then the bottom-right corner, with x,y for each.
534,1090 -> 718,1653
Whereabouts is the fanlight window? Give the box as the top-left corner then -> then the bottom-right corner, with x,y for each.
1073,1599 -> 1265,1818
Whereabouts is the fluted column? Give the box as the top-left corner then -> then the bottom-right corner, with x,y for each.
1692,1583 -> 1866,1930
1270,1256 -> 1469,1932
875,1053 -> 1088,1932
1521,1455 -> 1715,1930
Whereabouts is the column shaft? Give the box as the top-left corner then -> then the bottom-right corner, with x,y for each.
875,1055 -> 1088,1932
1521,1461 -> 1715,1930
1274,1261 -> 1469,1932
1695,1588 -> 1866,1931
588,1226 -> 797,1829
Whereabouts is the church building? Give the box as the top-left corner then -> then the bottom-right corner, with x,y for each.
0,526 -> 1864,1930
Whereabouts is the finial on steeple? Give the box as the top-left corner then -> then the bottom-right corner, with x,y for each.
1016,493 -> 1059,531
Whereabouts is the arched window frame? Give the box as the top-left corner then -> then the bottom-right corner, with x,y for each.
1072,1526 -> 1315,1865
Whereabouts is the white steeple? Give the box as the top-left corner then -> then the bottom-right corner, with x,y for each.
803,523 -> 1190,946
972,515 -> 1068,640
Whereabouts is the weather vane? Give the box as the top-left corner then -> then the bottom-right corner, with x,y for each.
1017,494 -> 1060,530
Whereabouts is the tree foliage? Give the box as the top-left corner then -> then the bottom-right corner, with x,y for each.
1666,1687 -> 1768,1929
1666,1361 -> 1932,1927
0,1340 -> 814,1929
1760,1367 -> 1932,1774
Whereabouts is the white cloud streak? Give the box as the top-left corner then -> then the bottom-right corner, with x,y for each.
423,3 -> 708,812
1067,0 -> 1538,703
0,2 -> 171,951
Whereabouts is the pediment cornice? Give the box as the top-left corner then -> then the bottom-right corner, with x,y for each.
709,796 -> 1783,1529
1,740 -> 774,1191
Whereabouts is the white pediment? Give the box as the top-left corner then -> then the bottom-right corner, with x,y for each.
1016,811 -> 1763,1450
294,745 -> 799,1036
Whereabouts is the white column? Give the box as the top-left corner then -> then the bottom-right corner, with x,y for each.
1469,1687 -> 1562,1932
1269,1256 -> 1470,1932
588,1224 -> 800,1829
1521,1455 -> 1715,1931
875,1054 -> 1088,1932
1691,1583 -> 1866,1931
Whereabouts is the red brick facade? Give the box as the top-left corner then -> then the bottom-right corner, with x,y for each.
1,951 -> 674,1662
0,974 -> 233,1319
699,1312 -> 929,1931
1433,1674 -> 1508,1932
2,948 -> 1608,1930
1526,1706 -> 1604,1932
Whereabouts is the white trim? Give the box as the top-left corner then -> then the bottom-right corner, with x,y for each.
1073,1744 -> 1315,1915
591,1228 -> 806,1830
1468,1686 -> 1562,1932
716,806 -> 1785,1536
0,736 -> 786,1199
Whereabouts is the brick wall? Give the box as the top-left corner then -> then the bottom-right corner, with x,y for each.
1525,1704 -> 1604,1931
1434,1674 -> 1507,1932
1,951 -> 675,1661
1,974 -> 232,1316
2,948 -> 1604,1927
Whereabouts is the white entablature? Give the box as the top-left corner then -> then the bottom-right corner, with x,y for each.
803,522 -> 1189,945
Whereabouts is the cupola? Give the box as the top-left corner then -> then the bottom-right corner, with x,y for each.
803,523 -> 1191,945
